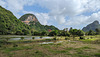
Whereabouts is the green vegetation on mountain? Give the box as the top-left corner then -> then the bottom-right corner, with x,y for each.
0,6 -> 58,35
19,14 -> 59,32
82,20 -> 100,32
0,6 -> 30,35
19,14 -> 37,21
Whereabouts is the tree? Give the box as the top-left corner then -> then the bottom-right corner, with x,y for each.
77,30 -> 85,36
69,29 -> 84,40
20,37 -> 24,40
58,30 -> 70,37
69,27 -> 73,32
32,37 -> 35,39
95,28 -> 100,35
49,30 -> 58,36
88,30 -> 96,35
16,30 -> 22,35
70,29 -> 78,36
33,31 -> 41,36
41,31 -> 47,36
22,29 -> 31,35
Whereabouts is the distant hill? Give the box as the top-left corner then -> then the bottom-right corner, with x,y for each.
19,14 -> 39,25
19,14 -> 59,32
82,20 -> 100,32
0,6 -> 30,35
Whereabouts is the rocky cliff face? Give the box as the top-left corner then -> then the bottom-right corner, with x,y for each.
82,20 -> 100,32
19,14 -> 59,32
19,14 -> 39,25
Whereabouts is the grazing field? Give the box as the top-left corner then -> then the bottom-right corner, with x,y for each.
0,35 -> 100,57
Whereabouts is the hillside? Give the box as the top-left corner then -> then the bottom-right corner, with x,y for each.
19,14 -> 39,25
82,20 -> 100,32
19,14 -> 59,32
0,6 -> 30,35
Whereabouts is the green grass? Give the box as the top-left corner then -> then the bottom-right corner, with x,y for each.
1,46 -> 33,53
95,53 -> 100,57
0,35 -> 100,57
33,51 -> 50,57
49,49 -> 69,54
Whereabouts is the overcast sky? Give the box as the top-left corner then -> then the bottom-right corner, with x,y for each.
0,0 -> 100,30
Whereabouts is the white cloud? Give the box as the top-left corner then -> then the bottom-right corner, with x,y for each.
35,13 -> 50,25
0,0 -> 35,18
0,0 -> 6,7
65,11 -> 100,29
1,0 -> 100,29
36,0 -> 86,24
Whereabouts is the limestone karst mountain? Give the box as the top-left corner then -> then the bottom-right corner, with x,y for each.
19,14 -> 39,25
82,20 -> 100,32
19,14 -> 59,32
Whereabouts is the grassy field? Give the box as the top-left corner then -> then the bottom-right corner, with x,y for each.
0,35 -> 100,57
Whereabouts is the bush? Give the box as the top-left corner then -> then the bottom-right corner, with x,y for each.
0,45 -> 1,47
95,53 -> 100,57
65,38 -> 68,40
20,37 -> 24,40
79,36 -> 85,40
16,30 -> 23,35
40,36 -> 43,38
5,38 -> 10,41
32,37 -> 35,39
0,40 -> 7,44
53,37 -> 56,40
13,44 -> 18,47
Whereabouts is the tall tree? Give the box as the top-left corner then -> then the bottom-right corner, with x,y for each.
88,30 -> 96,35
95,28 -> 100,35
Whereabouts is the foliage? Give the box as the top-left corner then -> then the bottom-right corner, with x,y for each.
41,31 -> 47,36
16,30 -> 23,35
22,29 -> 31,35
32,37 -> 35,39
65,37 -> 69,40
77,30 -> 85,36
20,37 -> 24,40
88,30 -> 96,35
20,14 -> 59,32
95,28 -> 100,35
33,31 -> 41,36
58,30 -> 70,36
95,53 -> 100,57
53,37 -> 56,40
40,36 -> 43,38
49,30 -> 58,36
0,6 -> 30,35
69,29 -> 84,36
13,44 -> 18,47
80,36 -> 85,40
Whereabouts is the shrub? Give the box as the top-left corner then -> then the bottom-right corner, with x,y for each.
32,37 -> 35,39
95,53 -> 100,57
65,38 -> 68,40
0,40 -> 7,44
16,30 -> 23,35
20,37 -> 24,40
79,36 -> 85,40
40,36 -> 43,38
35,51 -> 39,53
13,44 -> 18,47
53,37 -> 56,40
0,45 -> 2,47
5,38 -> 10,41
